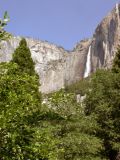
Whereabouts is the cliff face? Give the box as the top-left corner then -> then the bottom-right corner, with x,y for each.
91,4 -> 120,71
0,37 -> 90,93
0,4 -> 120,93
28,38 -> 91,93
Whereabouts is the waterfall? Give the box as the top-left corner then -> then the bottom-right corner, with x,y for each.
84,45 -> 91,78
103,41 -> 108,60
116,3 -> 119,15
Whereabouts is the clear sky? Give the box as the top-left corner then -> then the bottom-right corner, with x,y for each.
0,0 -> 118,50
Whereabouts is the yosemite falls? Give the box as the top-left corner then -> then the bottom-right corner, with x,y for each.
84,45 -> 91,78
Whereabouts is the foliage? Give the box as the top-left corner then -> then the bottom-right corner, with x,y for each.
46,90 -> 103,160
85,69 -> 120,160
0,11 -> 11,41
65,78 -> 90,95
0,38 -> 104,159
0,11 -> 10,29
0,40 -> 62,159
0,63 -> 41,159
12,38 -> 35,75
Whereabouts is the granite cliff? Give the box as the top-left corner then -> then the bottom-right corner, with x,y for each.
0,4 -> 120,93
91,3 -> 120,72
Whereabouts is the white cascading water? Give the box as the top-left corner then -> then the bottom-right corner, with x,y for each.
103,41 -> 108,61
84,45 -> 91,78
116,3 -> 119,15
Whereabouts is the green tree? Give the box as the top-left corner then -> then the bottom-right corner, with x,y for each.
85,69 -> 120,160
0,63 -> 64,160
0,39 -> 62,159
47,90 -> 103,160
12,38 -> 35,75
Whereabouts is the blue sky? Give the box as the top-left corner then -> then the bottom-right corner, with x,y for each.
0,0 -> 118,50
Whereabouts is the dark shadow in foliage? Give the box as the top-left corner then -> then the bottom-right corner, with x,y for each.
24,110 -> 65,127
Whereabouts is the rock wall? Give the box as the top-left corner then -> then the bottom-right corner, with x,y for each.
0,4 -> 120,93
0,37 -> 90,93
91,3 -> 120,72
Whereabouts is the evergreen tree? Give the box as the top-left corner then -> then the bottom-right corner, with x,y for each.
12,38 -> 35,75
0,63 -> 60,159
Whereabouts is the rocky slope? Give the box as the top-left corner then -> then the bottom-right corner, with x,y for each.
0,4 -> 120,93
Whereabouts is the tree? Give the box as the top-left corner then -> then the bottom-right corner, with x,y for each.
0,39 -> 62,159
85,69 -> 120,160
47,90 -> 103,160
12,38 -> 35,75
0,64 -> 62,160
0,63 -> 64,160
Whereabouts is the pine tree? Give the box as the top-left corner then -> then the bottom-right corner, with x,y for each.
12,38 -> 35,75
